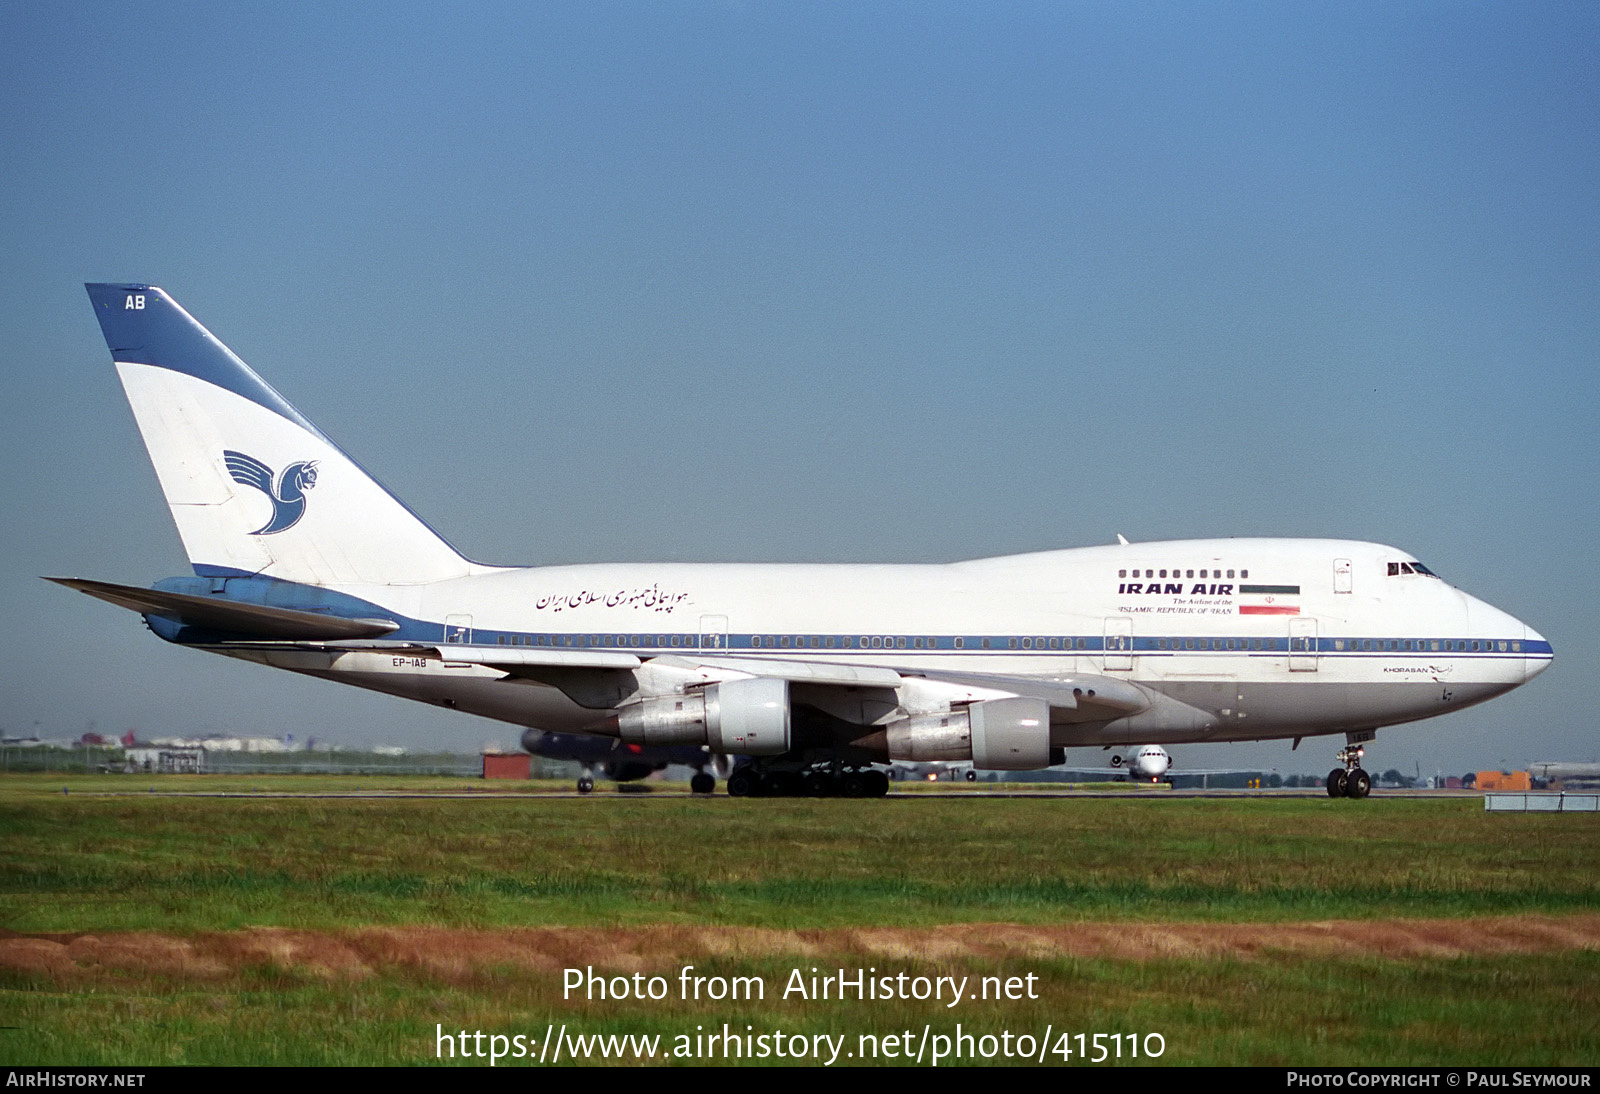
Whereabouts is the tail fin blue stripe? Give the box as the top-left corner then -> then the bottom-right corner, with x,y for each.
84,283 -> 328,441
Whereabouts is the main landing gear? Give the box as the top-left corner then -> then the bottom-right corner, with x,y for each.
726,762 -> 890,798
1327,743 -> 1371,799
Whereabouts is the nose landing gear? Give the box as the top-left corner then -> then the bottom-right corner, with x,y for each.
1328,744 -> 1371,799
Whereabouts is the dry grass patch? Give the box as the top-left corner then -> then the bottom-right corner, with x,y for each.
6,914 -> 1600,987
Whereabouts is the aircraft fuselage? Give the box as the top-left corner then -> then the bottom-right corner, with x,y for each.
194,536 -> 1547,751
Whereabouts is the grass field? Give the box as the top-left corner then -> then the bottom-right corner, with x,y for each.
3,774 -> 1598,1066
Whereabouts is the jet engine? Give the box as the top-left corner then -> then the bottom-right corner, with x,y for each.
882,696 -> 1053,770
617,677 -> 791,756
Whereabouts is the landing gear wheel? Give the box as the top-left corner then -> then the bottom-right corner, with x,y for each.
1346,768 -> 1371,799
803,772 -> 834,797
690,772 -> 715,795
577,776 -> 595,794
841,772 -> 868,798
1332,742 -> 1370,801
727,768 -> 757,798
965,769 -> 978,782
767,772 -> 801,797
867,770 -> 890,797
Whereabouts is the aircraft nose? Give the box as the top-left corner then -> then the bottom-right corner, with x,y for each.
1523,623 -> 1553,683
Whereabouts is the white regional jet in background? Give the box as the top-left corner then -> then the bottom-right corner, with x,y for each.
58,284 -> 1553,799
1112,745 -> 1175,783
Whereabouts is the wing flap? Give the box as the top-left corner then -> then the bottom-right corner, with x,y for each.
416,645 -> 645,670
648,654 -> 904,688
911,669 -> 1150,718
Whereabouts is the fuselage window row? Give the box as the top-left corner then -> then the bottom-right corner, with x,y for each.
484,632 -> 1523,654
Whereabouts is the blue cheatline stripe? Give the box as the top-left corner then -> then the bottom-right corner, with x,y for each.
147,576 -> 1552,657
149,575 -> 1555,656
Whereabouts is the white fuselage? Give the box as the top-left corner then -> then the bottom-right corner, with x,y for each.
239,537 -> 1549,750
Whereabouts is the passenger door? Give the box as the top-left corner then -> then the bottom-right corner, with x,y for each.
1103,617 -> 1133,671
1289,617 -> 1318,672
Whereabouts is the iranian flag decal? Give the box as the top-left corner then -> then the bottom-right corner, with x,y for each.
1239,584 -> 1300,615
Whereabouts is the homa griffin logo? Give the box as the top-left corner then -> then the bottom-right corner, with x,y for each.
223,450 -> 319,534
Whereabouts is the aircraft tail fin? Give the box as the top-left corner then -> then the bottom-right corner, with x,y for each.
85,284 -> 480,586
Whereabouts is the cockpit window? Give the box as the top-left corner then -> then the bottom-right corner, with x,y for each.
1388,561 -> 1439,577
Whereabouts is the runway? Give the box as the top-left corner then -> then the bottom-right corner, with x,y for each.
60,785 -> 1479,801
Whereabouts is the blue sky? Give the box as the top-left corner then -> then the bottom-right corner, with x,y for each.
3,2 -> 1595,775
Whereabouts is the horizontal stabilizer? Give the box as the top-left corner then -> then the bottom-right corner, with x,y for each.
47,577 -> 399,640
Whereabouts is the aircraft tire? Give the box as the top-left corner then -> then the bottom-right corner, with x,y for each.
841,772 -> 869,798
965,769 -> 977,782
577,777 -> 594,794
690,772 -> 715,795
1346,768 -> 1371,799
804,772 -> 833,797
867,770 -> 890,797
1326,769 -> 1348,798
727,769 -> 757,798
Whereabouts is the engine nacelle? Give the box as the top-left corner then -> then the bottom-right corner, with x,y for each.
882,696 -> 1053,770
704,677 -> 791,755
968,696 -> 1052,769
616,694 -> 706,746
616,677 -> 791,756
884,712 -> 971,762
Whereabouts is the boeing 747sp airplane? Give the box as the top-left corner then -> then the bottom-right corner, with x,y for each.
58,284 -> 1552,798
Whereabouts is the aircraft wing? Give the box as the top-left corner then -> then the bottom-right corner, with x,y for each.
637,653 -> 905,688
429,649 -> 1146,721
57,579 -> 1150,723
418,645 -> 646,669
166,638 -> 648,670
239,645 -> 905,685
905,668 -> 1148,718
